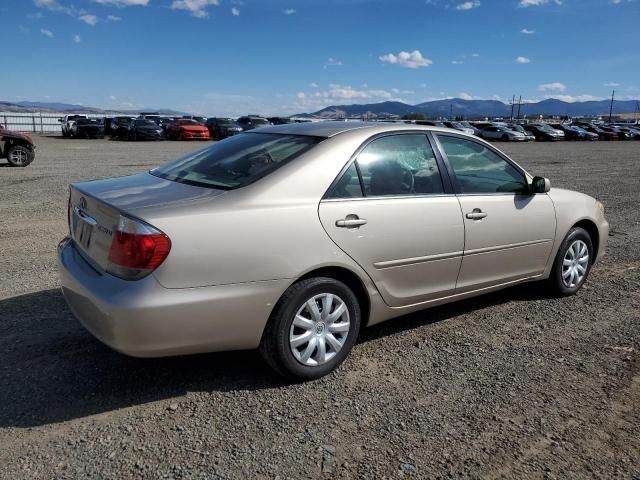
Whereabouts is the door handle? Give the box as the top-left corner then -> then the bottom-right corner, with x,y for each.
336,215 -> 367,228
465,209 -> 488,220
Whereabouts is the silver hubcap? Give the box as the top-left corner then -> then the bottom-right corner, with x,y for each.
9,149 -> 27,165
562,240 -> 589,288
289,293 -> 350,367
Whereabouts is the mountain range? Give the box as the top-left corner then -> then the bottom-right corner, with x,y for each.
0,100 -> 187,116
301,98 -> 640,119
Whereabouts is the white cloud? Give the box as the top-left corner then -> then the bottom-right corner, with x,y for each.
282,8 -> 296,15
451,60 -> 463,65
93,0 -> 150,6
79,14 -> 98,25
231,7 -> 239,15
392,88 -> 415,94
545,94 -> 603,103
519,0 -> 562,7
459,92 -> 475,100
40,28 -> 54,37
73,34 -> 81,42
520,28 -> 536,34
604,82 -> 620,87
34,0 -> 73,15
379,50 -> 432,69
456,1 -> 480,10
171,0 -> 220,18
515,56 -> 531,64
420,83 -> 427,88
310,82 -> 318,88
471,53 -> 480,57
107,15 -> 121,21
538,82 -> 567,92
323,57 -> 343,69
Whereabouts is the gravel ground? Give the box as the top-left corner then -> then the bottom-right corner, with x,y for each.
0,136 -> 638,479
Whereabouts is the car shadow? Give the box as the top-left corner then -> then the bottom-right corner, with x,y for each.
0,283 -> 553,428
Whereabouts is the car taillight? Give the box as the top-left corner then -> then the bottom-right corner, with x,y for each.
107,215 -> 171,280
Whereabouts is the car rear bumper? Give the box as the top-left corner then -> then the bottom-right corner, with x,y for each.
57,237 -> 288,357
180,131 -> 211,140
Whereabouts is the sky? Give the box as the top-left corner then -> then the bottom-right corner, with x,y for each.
2,0 -> 639,116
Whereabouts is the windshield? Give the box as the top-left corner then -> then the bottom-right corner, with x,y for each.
178,120 -> 200,126
218,119 -> 235,125
251,118 -> 269,125
135,120 -> 158,127
151,133 -> 322,190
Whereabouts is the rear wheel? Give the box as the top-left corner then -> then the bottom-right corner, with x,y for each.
260,277 -> 361,380
501,134 -> 509,141
6,145 -> 34,167
548,227 -> 593,296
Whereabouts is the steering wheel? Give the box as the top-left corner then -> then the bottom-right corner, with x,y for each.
400,165 -> 414,193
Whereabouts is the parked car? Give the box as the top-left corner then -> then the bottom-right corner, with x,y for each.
182,115 -> 207,124
506,124 -> 535,141
458,121 -> 480,135
113,119 -> 164,141
579,124 -> 619,141
523,123 -> 564,141
615,126 -> 640,140
166,119 -> 211,140
550,124 -> 598,141
236,116 -> 273,130
268,117 -> 292,125
58,122 -> 608,379
68,118 -> 105,139
415,120 -> 446,127
443,121 -> 475,135
205,117 -> 243,140
0,124 -> 35,167
59,115 -> 87,138
479,125 -> 526,141
105,116 -> 134,136
600,125 -> 632,140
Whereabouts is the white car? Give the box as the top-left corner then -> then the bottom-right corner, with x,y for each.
480,125 -> 526,142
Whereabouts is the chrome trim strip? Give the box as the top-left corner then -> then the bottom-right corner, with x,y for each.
373,251 -> 463,269
321,194 -> 453,203
464,239 -> 553,256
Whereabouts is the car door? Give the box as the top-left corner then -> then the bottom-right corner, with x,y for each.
434,134 -> 556,293
318,133 -> 465,307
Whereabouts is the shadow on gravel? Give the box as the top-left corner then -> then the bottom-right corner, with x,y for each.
0,283 -> 552,428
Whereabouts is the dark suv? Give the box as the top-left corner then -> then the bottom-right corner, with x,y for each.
205,118 -> 244,140
236,116 -> 272,131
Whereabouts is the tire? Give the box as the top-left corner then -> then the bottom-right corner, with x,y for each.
501,134 -> 509,141
548,227 -> 593,296
259,277 -> 362,380
6,145 -> 34,167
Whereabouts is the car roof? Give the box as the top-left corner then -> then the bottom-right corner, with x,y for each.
248,120 -> 468,138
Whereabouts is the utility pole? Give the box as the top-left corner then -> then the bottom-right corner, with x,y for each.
516,96 -> 522,120
510,95 -> 515,121
450,103 -> 453,120
608,90 -> 615,123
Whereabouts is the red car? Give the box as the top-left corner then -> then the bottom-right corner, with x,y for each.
166,119 -> 211,140
0,124 -> 36,167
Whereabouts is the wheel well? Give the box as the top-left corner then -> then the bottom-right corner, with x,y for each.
298,267 -> 371,326
573,219 -> 600,261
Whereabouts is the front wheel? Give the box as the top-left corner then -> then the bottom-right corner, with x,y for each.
548,227 -> 593,296
501,134 -> 509,141
260,277 -> 361,380
6,145 -> 34,167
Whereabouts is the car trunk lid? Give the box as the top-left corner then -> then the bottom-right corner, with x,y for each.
69,172 -> 226,272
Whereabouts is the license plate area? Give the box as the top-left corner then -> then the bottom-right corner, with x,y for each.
72,208 -> 97,250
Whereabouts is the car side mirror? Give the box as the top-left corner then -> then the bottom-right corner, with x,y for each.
531,176 -> 551,193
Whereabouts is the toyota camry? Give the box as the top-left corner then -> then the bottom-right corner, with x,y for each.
58,122 -> 609,379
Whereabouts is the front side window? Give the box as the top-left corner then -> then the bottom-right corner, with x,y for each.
328,134 -> 444,198
437,135 -> 527,194
151,133 -> 322,190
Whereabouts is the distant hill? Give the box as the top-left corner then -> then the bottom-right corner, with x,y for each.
302,98 -> 640,119
0,100 -> 188,116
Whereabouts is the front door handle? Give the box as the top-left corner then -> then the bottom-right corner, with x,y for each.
465,209 -> 488,220
336,215 -> 367,228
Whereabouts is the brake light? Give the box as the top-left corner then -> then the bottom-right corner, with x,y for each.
107,216 -> 171,280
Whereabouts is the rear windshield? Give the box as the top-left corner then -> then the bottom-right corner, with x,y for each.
151,133 -> 322,190
178,120 -> 200,126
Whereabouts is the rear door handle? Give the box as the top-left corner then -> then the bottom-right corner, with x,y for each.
336,215 -> 367,228
465,209 -> 488,220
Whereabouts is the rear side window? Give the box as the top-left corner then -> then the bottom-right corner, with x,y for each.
437,135 -> 527,194
151,133 -> 322,190
327,134 -> 444,198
